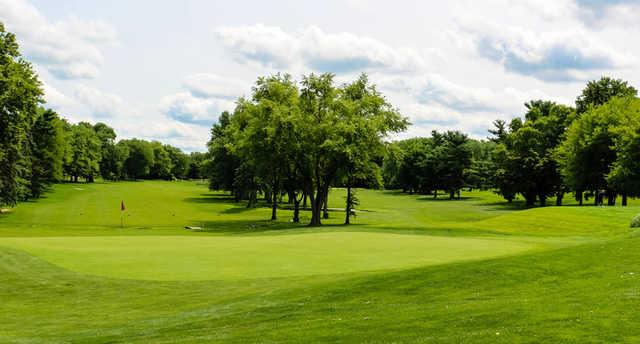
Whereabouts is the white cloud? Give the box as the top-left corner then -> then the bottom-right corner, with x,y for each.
213,24 -> 426,73
182,73 -> 249,99
455,21 -> 634,81
160,92 -> 235,125
0,0 -> 116,79
159,73 -> 243,126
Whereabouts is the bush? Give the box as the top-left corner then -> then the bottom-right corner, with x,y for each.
631,214 -> 640,228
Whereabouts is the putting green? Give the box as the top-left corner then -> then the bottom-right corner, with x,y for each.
0,232 -> 539,281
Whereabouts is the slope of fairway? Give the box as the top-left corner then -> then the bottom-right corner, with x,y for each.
0,233 -> 539,280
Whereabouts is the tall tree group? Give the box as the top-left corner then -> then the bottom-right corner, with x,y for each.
207,73 -> 408,226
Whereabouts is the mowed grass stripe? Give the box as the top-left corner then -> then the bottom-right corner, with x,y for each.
0,232 -> 540,281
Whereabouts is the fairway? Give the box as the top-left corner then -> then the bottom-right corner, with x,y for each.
0,233 -> 537,280
2,180 -> 640,343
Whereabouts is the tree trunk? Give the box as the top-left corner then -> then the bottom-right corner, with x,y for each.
309,189 -> 322,226
271,183 -> 278,220
577,190 -> 583,206
302,192 -> 308,209
293,192 -> 301,223
449,190 -> 455,200
556,192 -> 563,206
345,185 -> 352,225
538,193 -> 546,207
524,192 -> 536,206
622,193 -> 628,207
322,186 -> 329,219
607,190 -> 616,206
433,189 -> 437,198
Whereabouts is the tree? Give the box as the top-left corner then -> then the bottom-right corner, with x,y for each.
575,77 -> 637,115
187,152 -> 207,179
435,131 -> 472,199
122,139 -> 154,179
28,108 -> 67,197
337,74 -> 407,224
207,111 -> 239,193
93,122 -> 117,178
101,142 -> 129,180
0,23 -> 43,205
237,74 -> 300,220
606,98 -> 640,206
465,139 -> 495,191
557,97 -> 637,206
66,123 -> 101,182
298,73 -> 342,226
491,101 -> 575,206
166,145 -> 189,179
149,141 -> 172,180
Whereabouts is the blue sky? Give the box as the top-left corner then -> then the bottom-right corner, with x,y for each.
1,0 -> 639,151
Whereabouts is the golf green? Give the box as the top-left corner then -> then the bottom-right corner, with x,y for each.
0,232 -> 538,280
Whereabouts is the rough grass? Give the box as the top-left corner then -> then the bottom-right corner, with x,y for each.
1,180 -> 639,343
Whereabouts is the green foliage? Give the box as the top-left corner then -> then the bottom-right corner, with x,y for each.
383,131 -> 471,198
575,76 -> 637,115
29,109 -> 67,197
0,22 -> 43,205
122,139 -> 155,179
558,97 -> 640,201
64,122 -> 102,182
491,100 -> 575,205
205,73 -> 407,225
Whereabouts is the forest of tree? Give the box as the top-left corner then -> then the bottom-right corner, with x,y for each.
4,22 -> 640,227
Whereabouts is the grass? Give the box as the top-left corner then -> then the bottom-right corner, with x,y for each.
1,180 -> 639,342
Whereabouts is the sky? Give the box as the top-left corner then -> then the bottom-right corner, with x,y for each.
1,0 -> 639,152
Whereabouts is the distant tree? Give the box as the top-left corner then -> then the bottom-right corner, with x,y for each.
435,131 -> 472,199
122,139 -> 154,179
491,101 -> 575,206
66,123 -> 101,182
187,152 -> 207,179
575,77 -> 637,115
28,109 -> 67,197
93,122 -> 117,178
0,23 -> 43,205
149,141 -> 172,180
559,96 -> 640,206
165,145 -> 189,179
607,98 -> 640,205
381,142 -> 404,189
465,139 -> 495,190
102,142 -> 129,180
207,111 -> 239,193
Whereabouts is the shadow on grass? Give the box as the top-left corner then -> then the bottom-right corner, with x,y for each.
188,216 -> 374,235
183,193 -> 238,204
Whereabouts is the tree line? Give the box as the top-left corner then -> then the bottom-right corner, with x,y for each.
0,23 -> 205,207
207,74 -> 640,224
381,77 -> 639,207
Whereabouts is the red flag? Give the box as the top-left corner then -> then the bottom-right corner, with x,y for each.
120,200 -> 125,211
